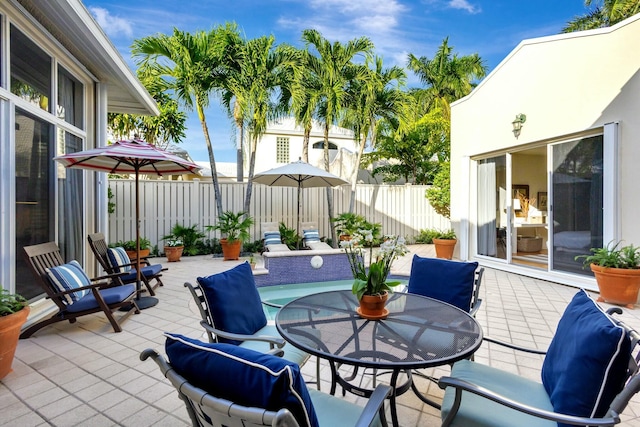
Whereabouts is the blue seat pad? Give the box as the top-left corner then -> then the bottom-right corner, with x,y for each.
239,324 -> 310,367
67,284 -> 136,313
441,359 -> 556,427
120,264 -> 163,282
308,388 -> 383,427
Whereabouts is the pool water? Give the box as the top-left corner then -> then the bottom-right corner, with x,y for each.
258,278 -> 408,320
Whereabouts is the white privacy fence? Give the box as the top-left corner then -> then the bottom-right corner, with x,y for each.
107,179 -> 450,248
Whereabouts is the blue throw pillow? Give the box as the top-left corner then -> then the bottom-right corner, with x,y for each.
45,260 -> 91,305
541,289 -> 630,426
407,255 -> 478,312
264,231 -> 282,246
303,229 -> 321,244
165,333 -> 319,427
107,247 -> 132,273
196,262 -> 267,345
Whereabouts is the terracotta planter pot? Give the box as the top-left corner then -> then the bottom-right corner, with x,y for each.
165,246 -> 184,262
0,306 -> 30,379
591,264 -> 640,308
220,239 -> 242,261
357,292 -> 389,319
434,238 -> 457,260
126,248 -> 150,260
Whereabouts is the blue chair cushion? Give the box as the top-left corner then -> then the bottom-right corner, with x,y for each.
407,255 -> 478,312
197,262 -> 267,345
303,229 -> 321,244
120,264 -> 163,282
45,260 -> 91,305
442,359 -> 555,427
264,231 -> 282,246
541,289 -> 630,425
107,247 -> 132,273
67,284 -> 136,313
165,333 -> 319,427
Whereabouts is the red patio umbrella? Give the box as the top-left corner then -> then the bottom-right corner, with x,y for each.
54,139 -> 200,309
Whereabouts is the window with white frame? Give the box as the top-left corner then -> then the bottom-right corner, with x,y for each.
276,137 -> 289,163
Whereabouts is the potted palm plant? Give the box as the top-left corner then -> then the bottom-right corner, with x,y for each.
433,229 -> 457,260
0,289 -> 29,379
207,211 -> 254,260
120,238 -> 151,259
577,242 -> 640,308
332,212 -> 367,241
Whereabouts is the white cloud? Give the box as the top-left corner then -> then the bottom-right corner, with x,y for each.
89,6 -> 134,38
447,0 -> 481,14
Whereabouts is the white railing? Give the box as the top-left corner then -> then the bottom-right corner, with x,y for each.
107,179 -> 450,248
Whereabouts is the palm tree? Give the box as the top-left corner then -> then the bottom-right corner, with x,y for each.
563,0 -> 640,32
301,29 -> 374,245
407,37 -> 486,119
132,25 -> 240,217
342,57 -> 406,211
219,35 -> 299,214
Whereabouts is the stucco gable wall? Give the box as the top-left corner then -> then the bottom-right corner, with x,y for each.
450,15 -> 640,247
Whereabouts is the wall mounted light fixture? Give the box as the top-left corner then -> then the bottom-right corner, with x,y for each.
512,114 -> 526,138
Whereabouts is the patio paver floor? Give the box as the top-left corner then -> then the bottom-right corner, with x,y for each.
3,244 -> 640,426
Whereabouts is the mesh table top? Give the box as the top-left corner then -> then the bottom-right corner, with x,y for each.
276,290 -> 483,369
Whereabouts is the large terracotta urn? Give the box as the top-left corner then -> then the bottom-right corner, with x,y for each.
164,246 -> 184,262
591,264 -> 640,309
220,239 -> 242,261
433,238 -> 457,260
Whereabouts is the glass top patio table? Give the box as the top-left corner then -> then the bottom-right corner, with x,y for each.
275,290 -> 483,427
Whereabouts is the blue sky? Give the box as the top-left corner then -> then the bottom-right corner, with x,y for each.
87,0 -> 590,163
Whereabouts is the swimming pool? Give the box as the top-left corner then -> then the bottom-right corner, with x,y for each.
258,278 -> 408,320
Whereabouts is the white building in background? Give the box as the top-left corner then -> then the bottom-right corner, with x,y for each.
450,14 -> 640,292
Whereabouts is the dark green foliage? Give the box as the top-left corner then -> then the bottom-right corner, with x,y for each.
279,222 -> 302,249
163,223 -> 206,256
576,241 -> 640,269
0,289 -> 27,317
243,240 -> 263,254
426,161 -> 451,218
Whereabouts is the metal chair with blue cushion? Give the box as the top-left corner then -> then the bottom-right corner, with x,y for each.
142,333 -> 391,427
184,262 -> 316,383
438,289 -> 640,427
88,232 -> 166,296
21,242 -> 139,338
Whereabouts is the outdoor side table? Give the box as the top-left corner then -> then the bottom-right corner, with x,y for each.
275,290 -> 483,427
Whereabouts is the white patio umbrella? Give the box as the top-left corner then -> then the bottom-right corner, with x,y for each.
253,159 -> 348,246
54,139 -> 201,309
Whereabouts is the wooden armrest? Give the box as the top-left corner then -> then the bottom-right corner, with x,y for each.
438,376 -> 619,426
200,322 -> 286,348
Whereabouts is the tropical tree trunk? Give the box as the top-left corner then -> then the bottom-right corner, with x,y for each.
302,126 -> 311,162
197,103 -> 224,217
243,134 -> 258,214
349,134 -> 367,213
324,123 -> 337,246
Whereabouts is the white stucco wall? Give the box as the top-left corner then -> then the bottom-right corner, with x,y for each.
451,15 -> 640,261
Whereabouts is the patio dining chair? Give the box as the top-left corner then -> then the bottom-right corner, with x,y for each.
87,232 -> 166,296
142,333 -> 391,427
21,242 -> 139,338
438,289 -> 640,427
184,262 -> 320,387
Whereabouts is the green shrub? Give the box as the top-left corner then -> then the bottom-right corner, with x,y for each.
415,228 -> 441,244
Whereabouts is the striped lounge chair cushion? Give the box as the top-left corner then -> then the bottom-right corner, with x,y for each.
107,247 -> 132,273
303,229 -> 321,245
45,260 -> 91,305
264,231 -> 282,246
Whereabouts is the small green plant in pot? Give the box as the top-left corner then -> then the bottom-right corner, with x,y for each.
433,229 -> 457,260
576,241 -> 640,308
206,212 -> 254,260
0,289 -> 29,379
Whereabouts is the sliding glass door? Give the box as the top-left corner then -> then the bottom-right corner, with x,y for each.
550,136 -> 603,276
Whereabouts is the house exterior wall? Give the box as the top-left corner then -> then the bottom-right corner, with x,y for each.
450,15 -> 640,283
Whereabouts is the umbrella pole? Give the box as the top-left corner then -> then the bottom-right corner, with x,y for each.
131,166 -> 158,310
297,183 -> 302,249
